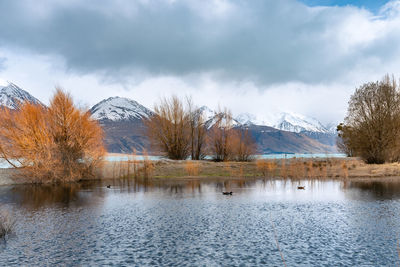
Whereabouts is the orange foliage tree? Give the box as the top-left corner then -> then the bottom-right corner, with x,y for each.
0,88 -> 105,183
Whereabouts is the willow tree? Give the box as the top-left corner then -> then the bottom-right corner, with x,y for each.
146,96 -> 191,160
231,128 -> 256,162
186,97 -> 207,160
208,108 -> 236,161
338,75 -> 400,163
0,88 -> 105,182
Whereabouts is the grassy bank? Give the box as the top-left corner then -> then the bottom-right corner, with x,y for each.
100,157 -> 400,181
3,157 -> 400,185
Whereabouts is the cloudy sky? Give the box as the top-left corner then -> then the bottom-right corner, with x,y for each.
0,0 -> 399,124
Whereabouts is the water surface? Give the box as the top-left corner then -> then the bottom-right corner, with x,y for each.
0,178 -> 399,266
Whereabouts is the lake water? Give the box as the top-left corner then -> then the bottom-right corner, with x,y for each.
0,178 -> 400,266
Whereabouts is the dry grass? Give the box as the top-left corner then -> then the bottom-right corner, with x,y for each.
0,210 -> 14,239
256,160 -> 277,177
185,161 -> 200,176
104,150 -> 154,180
96,156 -> 400,181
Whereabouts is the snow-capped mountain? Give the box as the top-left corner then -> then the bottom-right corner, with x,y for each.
0,81 -> 42,109
235,112 -> 330,133
90,96 -> 154,121
273,112 -> 329,133
197,106 -> 216,122
236,113 -> 258,126
325,122 -> 340,134
198,106 -> 241,129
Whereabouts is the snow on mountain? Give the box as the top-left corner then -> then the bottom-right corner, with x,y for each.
325,122 -> 340,134
198,106 -> 242,129
90,96 -> 154,121
235,112 -> 330,133
0,81 -> 42,109
236,113 -> 258,126
197,106 -> 215,121
273,112 -> 328,133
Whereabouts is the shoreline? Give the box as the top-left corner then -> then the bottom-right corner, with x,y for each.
3,157 -> 400,185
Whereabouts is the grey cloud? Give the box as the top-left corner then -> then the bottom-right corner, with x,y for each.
0,0 -> 395,85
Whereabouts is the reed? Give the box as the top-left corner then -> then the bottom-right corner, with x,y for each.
0,210 -> 14,239
306,159 -> 314,179
280,158 -> 287,179
238,165 -> 244,178
140,150 -> 154,179
185,161 -> 200,176
256,159 -> 268,177
128,149 -> 140,179
223,163 -> 232,176
341,161 -> 349,179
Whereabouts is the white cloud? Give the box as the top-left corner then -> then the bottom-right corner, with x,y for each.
1,0 -> 400,124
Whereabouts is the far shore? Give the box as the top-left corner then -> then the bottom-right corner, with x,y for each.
3,156 -> 400,185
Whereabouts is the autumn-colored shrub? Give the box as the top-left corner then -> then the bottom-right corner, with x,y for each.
341,161 -> 349,179
141,152 -> 154,179
0,88 -> 105,183
256,159 -> 277,177
146,96 -> 191,160
185,161 -> 200,176
208,108 -> 256,162
338,75 -> 400,163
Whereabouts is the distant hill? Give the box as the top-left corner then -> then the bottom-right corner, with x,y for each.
89,96 -> 154,153
90,100 -> 337,154
235,111 -> 338,151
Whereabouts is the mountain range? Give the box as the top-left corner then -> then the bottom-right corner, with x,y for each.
0,81 -> 339,154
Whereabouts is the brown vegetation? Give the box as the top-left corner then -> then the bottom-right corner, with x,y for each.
0,88 -> 105,183
108,151 -> 155,179
208,108 -> 256,161
0,210 -> 14,239
146,96 -> 192,160
185,161 -> 200,176
104,157 -> 389,180
146,97 -> 255,161
338,75 -> 400,164
208,108 -> 235,161
187,97 -> 207,160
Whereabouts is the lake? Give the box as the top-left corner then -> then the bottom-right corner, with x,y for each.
0,178 -> 399,266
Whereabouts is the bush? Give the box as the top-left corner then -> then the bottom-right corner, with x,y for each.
0,88 -> 105,182
146,96 -> 191,160
338,75 -> 400,164
208,108 -> 256,162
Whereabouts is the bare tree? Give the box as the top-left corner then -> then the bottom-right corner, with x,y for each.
208,108 -> 235,161
186,97 -> 206,160
338,75 -> 400,163
146,96 -> 191,160
231,128 -> 257,162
